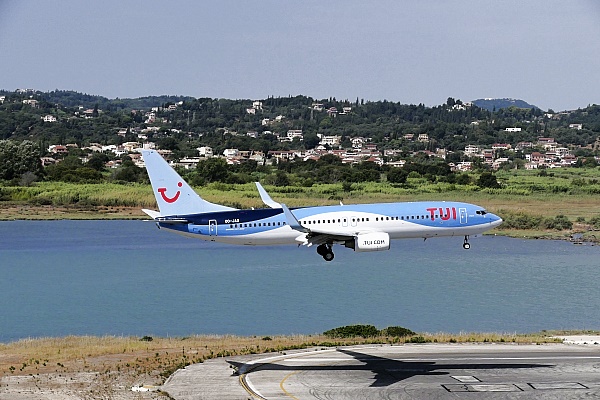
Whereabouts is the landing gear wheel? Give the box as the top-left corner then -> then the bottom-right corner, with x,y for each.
463,236 -> 470,250
317,244 -> 335,261
316,244 -> 327,256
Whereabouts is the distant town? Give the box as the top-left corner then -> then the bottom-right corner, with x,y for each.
1,89 -> 599,182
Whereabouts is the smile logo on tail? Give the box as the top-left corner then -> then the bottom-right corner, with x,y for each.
158,182 -> 182,203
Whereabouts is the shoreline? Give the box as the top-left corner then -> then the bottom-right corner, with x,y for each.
1,204 -> 598,244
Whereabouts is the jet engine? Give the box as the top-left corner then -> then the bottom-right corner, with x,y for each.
346,232 -> 391,252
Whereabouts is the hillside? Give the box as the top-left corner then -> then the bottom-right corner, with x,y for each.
472,98 -> 540,111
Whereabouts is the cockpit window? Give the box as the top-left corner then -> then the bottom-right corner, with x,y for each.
476,210 -> 487,215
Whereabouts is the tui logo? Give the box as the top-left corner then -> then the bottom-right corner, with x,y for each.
158,182 -> 182,203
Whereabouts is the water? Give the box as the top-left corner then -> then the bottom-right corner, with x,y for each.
1,220 -> 599,342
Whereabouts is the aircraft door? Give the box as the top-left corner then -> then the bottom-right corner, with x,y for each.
351,216 -> 358,227
459,208 -> 467,224
209,219 -> 217,236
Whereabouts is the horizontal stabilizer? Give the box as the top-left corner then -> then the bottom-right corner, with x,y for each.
142,209 -> 161,219
142,208 -> 188,223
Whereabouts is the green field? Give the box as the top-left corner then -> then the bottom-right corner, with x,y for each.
1,169 -> 600,234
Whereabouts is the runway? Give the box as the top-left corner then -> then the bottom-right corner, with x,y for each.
163,342 -> 600,399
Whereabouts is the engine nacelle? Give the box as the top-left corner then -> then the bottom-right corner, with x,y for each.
352,232 -> 390,252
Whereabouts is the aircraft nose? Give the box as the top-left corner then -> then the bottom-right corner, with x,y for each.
488,213 -> 503,228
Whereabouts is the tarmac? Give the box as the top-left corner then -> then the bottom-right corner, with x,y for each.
162,336 -> 600,400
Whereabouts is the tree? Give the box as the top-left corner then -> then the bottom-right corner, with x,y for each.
0,140 -> 43,181
477,172 -> 501,188
86,153 -> 109,171
303,133 -> 320,149
196,157 -> 229,183
273,170 -> 290,186
386,167 -> 408,184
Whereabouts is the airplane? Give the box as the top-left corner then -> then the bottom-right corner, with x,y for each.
141,150 -> 503,261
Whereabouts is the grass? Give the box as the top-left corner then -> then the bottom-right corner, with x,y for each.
0,331 -> 578,384
2,169 -> 600,226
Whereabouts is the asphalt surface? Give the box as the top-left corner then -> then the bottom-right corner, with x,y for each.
163,341 -> 600,399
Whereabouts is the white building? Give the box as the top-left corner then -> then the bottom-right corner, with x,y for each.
22,99 -> 39,107
464,145 -> 481,156
319,135 -> 341,147
42,115 -> 57,123
198,146 -> 214,157
287,130 -> 303,140
223,148 -> 239,158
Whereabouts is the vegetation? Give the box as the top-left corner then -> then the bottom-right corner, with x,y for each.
323,324 -> 416,338
1,90 -> 600,239
0,330 -> 572,379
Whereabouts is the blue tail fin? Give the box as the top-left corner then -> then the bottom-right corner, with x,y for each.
142,150 -> 237,216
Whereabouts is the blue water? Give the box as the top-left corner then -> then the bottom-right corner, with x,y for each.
1,220 -> 599,343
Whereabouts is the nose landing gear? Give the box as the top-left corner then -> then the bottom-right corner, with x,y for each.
316,243 -> 335,261
463,236 -> 471,250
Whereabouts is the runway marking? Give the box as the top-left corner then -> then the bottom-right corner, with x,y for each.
280,355 -> 600,363
242,347 -> 600,399
444,383 -> 522,392
529,382 -> 588,390
280,370 -> 302,400
452,375 -> 481,383
241,349 -> 338,399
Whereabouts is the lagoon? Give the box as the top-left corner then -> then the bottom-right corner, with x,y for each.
1,220 -> 599,343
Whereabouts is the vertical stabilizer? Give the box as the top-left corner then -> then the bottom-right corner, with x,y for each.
142,150 -> 237,216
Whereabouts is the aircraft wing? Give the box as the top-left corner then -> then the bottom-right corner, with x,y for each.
281,203 -> 369,246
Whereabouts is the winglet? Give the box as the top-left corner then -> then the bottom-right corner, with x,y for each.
255,182 -> 281,208
281,203 -> 310,233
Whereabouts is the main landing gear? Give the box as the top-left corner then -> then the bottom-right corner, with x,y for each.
463,235 -> 471,250
317,243 -> 335,261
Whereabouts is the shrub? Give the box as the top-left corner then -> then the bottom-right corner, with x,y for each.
589,216 -> 600,230
323,324 -> 380,338
407,336 -> 429,343
543,215 -> 573,230
380,326 -> 415,337
497,209 -> 543,230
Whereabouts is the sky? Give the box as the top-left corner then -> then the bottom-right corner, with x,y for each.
1,0 -> 599,111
